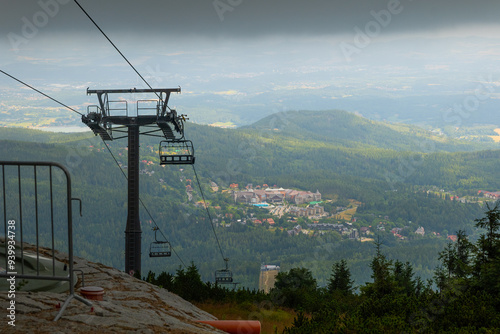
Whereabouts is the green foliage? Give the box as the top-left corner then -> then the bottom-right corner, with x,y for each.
472,202 -> 500,295
0,123 -> 493,290
271,267 -> 319,311
135,207 -> 500,333
244,110 -> 488,153
144,264 -> 268,305
327,259 -> 354,295
0,117 -> 499,296
475,202 -> 500,261
173,262 -> 207,302
283,205 -> 500,333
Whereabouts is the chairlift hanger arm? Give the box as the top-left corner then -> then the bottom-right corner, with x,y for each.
95,92 -> 106,117
160,92 -> 171,117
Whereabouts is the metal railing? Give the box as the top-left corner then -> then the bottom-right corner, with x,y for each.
0,161 -> 91,321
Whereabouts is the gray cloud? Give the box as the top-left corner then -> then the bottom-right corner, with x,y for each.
2,0 -> 500,41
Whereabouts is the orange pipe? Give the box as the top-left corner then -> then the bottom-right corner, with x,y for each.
197,320 -> 261,334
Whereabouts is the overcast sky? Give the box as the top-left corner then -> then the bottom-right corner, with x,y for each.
1,0 -> 500,128
2,0 -> 500,82
2,0 -> 500,40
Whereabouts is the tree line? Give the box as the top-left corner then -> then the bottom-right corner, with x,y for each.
140,203 -> 500,333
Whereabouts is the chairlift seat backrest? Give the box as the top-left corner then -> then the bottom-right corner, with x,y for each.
215,269 -> 233,283
159,140 -> 195,165
149,241 -> 171,258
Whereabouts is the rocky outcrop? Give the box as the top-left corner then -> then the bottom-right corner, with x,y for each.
0,248 -> 223,333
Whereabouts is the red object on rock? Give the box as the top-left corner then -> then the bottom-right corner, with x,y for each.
80,286 -> 105,301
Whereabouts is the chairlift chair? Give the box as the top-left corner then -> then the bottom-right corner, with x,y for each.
159,140 -> 195,165
215,258 -> 233,284
149,227 -> 172,258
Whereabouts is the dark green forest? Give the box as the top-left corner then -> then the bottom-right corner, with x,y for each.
142,204 -> 500,333
0,110 -> 499,289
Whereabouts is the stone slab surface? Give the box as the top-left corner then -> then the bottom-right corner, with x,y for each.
0,248 -> 223,334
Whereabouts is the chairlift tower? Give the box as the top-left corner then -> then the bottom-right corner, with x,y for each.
82,87 -> 189,275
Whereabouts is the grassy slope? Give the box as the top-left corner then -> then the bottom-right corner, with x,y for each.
195,301 -> 299,334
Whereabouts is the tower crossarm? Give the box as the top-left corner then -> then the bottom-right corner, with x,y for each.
86,87 -> 181,118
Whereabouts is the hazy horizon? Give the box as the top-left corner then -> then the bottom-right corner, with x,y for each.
1,0 -> 500,129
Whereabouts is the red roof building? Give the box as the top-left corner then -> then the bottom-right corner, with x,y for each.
265,218 -> 275,225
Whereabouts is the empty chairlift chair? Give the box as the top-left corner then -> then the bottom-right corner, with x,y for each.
159,140 -> 195,165
215,258 -> 233,284
149,227 -> 172,258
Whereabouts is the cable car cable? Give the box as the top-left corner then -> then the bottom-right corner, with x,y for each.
191,164 -> 227,265
72,0 -> 166,104
72,0 -> 228,266
72,0 -> 192,265
7,2 -> 227,272
73,0 -> 229,267
0,69 -> 187,268
0,69 -> 83,116
102,141 -> 187,268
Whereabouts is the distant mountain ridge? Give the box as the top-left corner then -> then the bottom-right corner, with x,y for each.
0,109 -> 495,153
0,127 -> 92,144
0,109 -> 499,198
242,109 -> 493,152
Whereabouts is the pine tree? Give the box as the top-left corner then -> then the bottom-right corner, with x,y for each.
393,260 -> 416,295
438,242 -> 457,278
271,267 -> 318,310
173,262 -> 207,302
327,259 -> 354,295
454,229 -> 473,278
362,239 -> 395,297
474,202 -> 500,263
473,203 -> 500,294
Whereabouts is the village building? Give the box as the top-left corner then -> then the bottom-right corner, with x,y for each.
391,227 -> 403,235
307,223 -> 344,232
210,181 -> 219,192
233,186 -> 321,205
285,189 -> 322,204
232,190 -> 259,204
479,190 -> 500,200
415,226 -> 425,236
263,218 -> 275,225
288,204 -> 325,218
287,224 -> 303,236
360,226 -> 370,235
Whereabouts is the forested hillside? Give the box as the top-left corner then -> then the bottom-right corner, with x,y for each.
242,110 -> 496,152
0,110 -> 499,289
